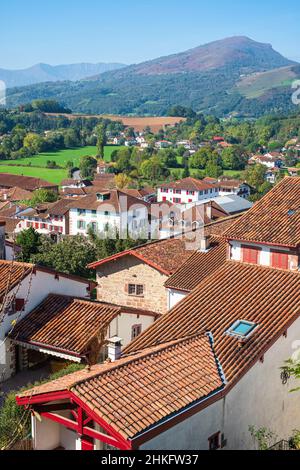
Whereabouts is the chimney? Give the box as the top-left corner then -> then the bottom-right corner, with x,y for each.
206,202 -> 213,221
107,336 -> 123,362
199,235 -> 211,253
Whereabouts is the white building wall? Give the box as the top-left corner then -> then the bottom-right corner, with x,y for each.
157,188 -> 219,204
229,240 -> 293,267
168,289 -> 188,310
108,313 -> 155,348
32,415 -> 61,451
141,316 -> 300,450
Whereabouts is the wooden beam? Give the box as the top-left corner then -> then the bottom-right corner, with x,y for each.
41,412 -> 77,432
34,403 -> 77,414
83,426 -> 124,449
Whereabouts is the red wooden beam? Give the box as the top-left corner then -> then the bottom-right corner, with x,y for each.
17,391 -> 70,406
83,427 -> 124,449
34,403 -> 76,414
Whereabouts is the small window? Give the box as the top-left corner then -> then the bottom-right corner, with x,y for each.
208,432 -> 221,451
271,251 -> 289,270
128,284 -> 144,296
227,320 -> 257,339
132,324 -> 142,340
242,246 -> 260,265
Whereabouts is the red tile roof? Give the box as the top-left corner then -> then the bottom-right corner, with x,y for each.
0,173 -> 57,191
89,216 -> 240,275
68,190 -> 150,212
225,177 -> 300,247
9,294 -> 158,360
0,260 -> 33,299
160,177 -> 217,192
165,236 -> 227,292
18,334 -> 224,440
125,261 -> 300,384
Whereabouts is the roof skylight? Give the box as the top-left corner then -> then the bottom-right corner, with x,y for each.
226,320 -> 258,340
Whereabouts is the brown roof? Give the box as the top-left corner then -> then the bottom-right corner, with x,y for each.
122,188 -> 155,199
18,334 -> 224,440
161,177 -> 217,192
0,187 -> 33,202
68,190 -> 150,212
0,260 -> 33,299
9,294 -> 121,358
0,173 -> 57,192
89,216 -> 241,275
125,261 -> 300,384
225,177 -> 300,247
165,237 -> 227,292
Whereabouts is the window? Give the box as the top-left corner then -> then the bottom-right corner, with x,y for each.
77,220 -> 86,230
104,211 -> 110,216
242,246 -> 260,265
174,198 -> 181,204
187,191 -> 195,196
271,251 -> 289,270
161,188 -> 169,193
226,320 -> 258,339
132,324 -> 142,340
91,210 -> 97,217
77,209 -> 86,216
208,432 -> 221,451
128,284 -> 144,296
175,190 -> 182,195
6,298 -> 25,316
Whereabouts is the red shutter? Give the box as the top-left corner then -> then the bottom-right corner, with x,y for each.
242,246 -> 259,264
272,252 -> 289,270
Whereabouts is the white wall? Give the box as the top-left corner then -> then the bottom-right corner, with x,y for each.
157,187 -> 219,204
108,313 -> 155,348
32,415 -> 61,451
168,289 -> 188,310
230,240 -> 294,268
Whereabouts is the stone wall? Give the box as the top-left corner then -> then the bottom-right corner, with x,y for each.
96,255 -> 168,314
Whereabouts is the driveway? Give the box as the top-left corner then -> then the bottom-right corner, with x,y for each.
0,364 -> 51,406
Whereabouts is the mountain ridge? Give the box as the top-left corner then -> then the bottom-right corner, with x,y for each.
0,62 -> 127,88
5,36 -> 300,117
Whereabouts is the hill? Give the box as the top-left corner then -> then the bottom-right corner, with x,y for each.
0,62 -> 126,88
5,37 -> 300,117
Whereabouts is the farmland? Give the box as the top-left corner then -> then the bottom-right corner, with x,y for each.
0,146 -> 122,185
45,113 -> 186,133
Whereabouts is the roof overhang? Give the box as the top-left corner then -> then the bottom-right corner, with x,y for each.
226,237 -> 298,250
11,339 -> 84,363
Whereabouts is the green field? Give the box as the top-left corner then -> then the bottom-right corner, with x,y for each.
0,146 -> 122,185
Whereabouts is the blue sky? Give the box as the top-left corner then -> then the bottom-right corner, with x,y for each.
1,0 -> 300,69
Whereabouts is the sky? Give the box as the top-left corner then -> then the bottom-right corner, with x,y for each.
1,0 -> 300,69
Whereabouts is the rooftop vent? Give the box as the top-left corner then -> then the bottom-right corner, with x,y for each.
226,320 -> 258,341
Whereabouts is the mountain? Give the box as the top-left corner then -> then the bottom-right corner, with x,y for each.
0,62 -> 126,88
5,37 -> 300,117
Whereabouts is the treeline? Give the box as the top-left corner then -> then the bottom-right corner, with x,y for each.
0,101 -> 125,161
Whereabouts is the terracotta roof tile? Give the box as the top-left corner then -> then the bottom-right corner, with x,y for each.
0,173 -> 57,191
161,177 -> 217,192
18,334 -> 224,439
165,237 -> 227,292
9,294 -> 121,358
225,177 -> 300,247
125,261 -> 300,384
0,260 -> 33,299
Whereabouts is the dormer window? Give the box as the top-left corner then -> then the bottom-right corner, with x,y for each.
226,320 -> 258,340
96,193 -> 110,202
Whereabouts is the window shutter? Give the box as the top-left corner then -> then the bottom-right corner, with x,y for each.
242,246 -> 259,265
272,252 -> 289,270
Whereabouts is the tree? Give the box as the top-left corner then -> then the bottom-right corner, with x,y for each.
140,157 -> 169,182
205,162 -> 223,179
95,123 -> 107,159
29,189 -> 58,206
221,147 -> 246,171
244,164 -> 266,190
114,173 -> 132,189
31,235 -> 96,278
16,228 -> 41,262
23,133 -> 43,154
79,155 -> 97,179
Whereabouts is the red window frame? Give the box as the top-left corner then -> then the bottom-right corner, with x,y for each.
271,251 -> 289,270
242,246 -> 260,265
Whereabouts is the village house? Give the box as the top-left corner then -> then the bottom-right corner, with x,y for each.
17,177 -> 300,451
155,140 -> 172,149
68,190 -> 151,238
0,186 -> 33,203
15,199 -> 72,241
0,260 -> 94,382
88,216 -> 240,314
157,177 -> 220,204
249,153 -> 284,169
203,177 -> 252,199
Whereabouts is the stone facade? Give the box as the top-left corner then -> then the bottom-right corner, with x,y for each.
96,255 -> 168,314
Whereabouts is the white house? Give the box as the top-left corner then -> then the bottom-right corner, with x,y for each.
157,177 -> 220,204
68,190 -> 151,238
15,199 -> 72,240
